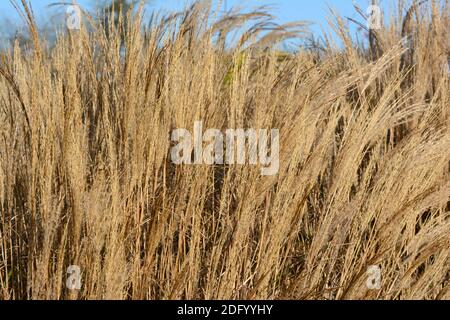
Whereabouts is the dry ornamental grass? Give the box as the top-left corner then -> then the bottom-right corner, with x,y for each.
0,0 -> 449,300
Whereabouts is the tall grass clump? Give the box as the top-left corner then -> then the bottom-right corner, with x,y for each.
0,0 -> 448,299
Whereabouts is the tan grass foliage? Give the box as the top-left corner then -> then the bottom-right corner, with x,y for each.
0,0 -> 448,299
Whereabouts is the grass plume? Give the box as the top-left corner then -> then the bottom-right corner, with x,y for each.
0,0 -> 448,299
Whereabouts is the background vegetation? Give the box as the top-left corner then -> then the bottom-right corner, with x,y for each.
0,0 -> 448,299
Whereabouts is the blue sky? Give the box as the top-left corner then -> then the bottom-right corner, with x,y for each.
0,0 -> 377,37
